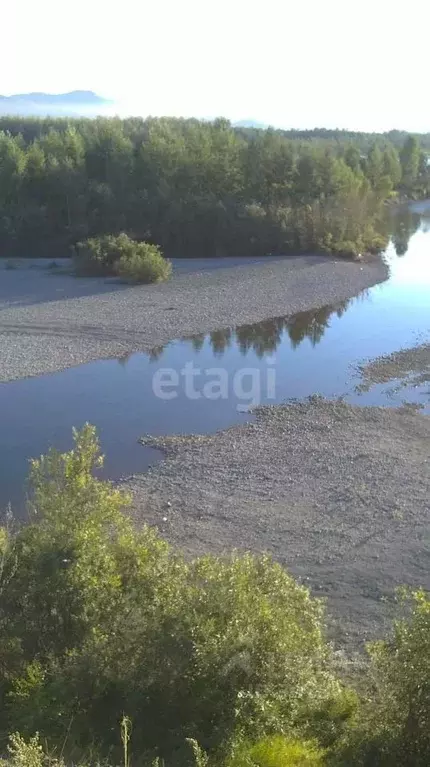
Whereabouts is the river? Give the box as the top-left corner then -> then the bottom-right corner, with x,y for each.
1,203 -> 429,512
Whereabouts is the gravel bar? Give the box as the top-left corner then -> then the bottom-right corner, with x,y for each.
127,398 -> 430,652
357,342 -> 430,394
0,255 -> 387,382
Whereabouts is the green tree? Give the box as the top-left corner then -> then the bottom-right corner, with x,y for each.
344,145 -> 362,174
0,133 -> 28,247
400,135 -> 421,192
382,145 -> 402,188
365,144 -> 394,196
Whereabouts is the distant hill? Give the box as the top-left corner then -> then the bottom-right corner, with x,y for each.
234,119 -> 270,129
0,91 -> 112,116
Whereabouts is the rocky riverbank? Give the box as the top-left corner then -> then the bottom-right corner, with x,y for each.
126,398 -> 430,652
0,255 -> 387,382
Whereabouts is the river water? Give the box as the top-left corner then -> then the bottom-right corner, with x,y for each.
1,204 -> 429,512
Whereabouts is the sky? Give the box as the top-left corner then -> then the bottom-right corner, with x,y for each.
4,0 -> 430,132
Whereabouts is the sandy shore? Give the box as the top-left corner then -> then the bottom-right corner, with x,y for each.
0,255 -> 387,382
126,398 -> 430,652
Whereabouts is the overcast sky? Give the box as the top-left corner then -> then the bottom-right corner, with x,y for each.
4,0 -> 430,131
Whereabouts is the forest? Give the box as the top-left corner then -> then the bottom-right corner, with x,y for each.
0,116 -> 429,258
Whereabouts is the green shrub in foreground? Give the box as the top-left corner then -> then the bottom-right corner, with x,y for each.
3,427 -> 428,766
333,590 -> 430,766
5,732 -> 325,767
0,426 -> 348,764
368,589 -> 430,765
7,733 -> 45,767
74,233 -> 171,283
226,735 -> 325,766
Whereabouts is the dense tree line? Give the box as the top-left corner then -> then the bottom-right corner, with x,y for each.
2,117 -> 430,152
0,116 -> 428,257
237,126 -> 430,151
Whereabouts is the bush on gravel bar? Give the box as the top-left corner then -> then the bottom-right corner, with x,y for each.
74,233 -> 171,283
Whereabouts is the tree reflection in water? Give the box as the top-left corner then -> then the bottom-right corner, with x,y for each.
129,299 -> 354,365
234,301 -> 350,357
192,300 -> 351,358
389,208 -> 421,256
165,300 -> 353,360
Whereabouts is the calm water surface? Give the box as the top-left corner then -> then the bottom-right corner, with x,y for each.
1,205 -> 429,511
